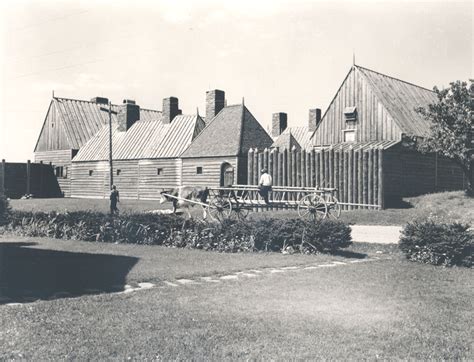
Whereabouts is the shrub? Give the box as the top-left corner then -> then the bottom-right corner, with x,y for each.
399,218 -> 473,267
0,195 -> 11,225
2,210 -> 352,254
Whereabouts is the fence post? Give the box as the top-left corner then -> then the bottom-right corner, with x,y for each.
363,150 -> 369,205
348,147 -> 353,210
26,159 -> 31,196
253,149 -> 259,185
378,148 -> 384,209
327,148 -> 333,188
282,149 -> 287,187
353,147 -> 358,209
343,150 -> 348,210
373,148 -> 379,207
248,148 -> 254,185
310,149 -> 315,187
300,150 -> 305,187
368,147 -> 374,208
291,146 -> 297,187
358,150 -> 363,208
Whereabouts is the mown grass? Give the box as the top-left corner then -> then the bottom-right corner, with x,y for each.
0,236 -> 471,360
9,191 -> 473,226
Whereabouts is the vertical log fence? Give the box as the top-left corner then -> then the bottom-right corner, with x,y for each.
248,147 -> 385,210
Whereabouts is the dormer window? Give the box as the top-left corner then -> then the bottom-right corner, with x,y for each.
344,106 -> 357,122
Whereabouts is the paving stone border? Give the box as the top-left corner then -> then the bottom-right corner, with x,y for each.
3,257 -> 389,307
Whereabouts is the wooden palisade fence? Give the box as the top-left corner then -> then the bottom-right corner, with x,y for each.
247,147 -> 384,210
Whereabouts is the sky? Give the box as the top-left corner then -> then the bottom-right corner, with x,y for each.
0,0 -> 472,161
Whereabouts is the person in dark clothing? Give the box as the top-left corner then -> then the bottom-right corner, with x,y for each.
110,185 -> 120,215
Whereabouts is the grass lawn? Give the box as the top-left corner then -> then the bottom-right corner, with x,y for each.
0,236 -> 472,360
10,190 -> 472,226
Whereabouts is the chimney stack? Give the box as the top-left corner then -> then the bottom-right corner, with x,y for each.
206,89 -> 225,121
272,112 -> 288,137
90,96 -> 109,105
117,99 -> 140,132
308,108 -> 321,132
162,97 -> 180,124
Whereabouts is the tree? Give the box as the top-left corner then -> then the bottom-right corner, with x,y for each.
416,80 -> 474,196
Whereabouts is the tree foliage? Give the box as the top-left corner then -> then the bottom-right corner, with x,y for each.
416,80 -> 474,196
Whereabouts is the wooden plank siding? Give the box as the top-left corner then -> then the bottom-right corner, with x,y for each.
34,101 -> 71,152
312,67 -> 402,146
71,161 -> 109,198
34,149 -> 75,197
71,159 -> 182,199
137,159 -> 181,199
181,157 -> 239,188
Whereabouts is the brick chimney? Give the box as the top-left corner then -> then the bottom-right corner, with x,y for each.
308,108 -> 321,132
117,99 -> 140,132
162,97 -> 180,124
272,112 -> 288,137
90,96 -> 109,105
206,89 -> 225,121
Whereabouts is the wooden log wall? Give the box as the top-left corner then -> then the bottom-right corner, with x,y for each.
248,148 -> 384,210
0,160 -> 61,199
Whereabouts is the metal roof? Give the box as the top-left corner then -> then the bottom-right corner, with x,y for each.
73,114 -> 205,161
44,97 -> 161,150
314,140 -> 400,151
355,65 -> 437,137
271,126 -> 313,150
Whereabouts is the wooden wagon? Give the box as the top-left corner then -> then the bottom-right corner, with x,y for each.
163,185 -> 340,221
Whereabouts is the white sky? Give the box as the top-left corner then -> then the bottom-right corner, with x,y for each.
0,0 -> 472,161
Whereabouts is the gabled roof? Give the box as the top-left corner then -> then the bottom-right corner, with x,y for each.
73,114 -> 205,161
34,97 -> 162,152
271,126 -> 313,151
181,104 -> 273,158
355,65 -> 437,137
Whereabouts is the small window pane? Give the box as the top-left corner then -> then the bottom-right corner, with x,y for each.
116,169 -> 121,176
157,168 -> 163,175
89,170 -> 93,176
344,130 -> 355,142
196,167 -> 203,174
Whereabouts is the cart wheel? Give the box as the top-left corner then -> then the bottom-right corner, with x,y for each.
231,205 -> 250,220
297,194 -> 327,220
327,196 -> 341,219
208,196 -> 232,221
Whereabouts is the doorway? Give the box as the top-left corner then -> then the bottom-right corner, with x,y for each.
220,163 -> 234,187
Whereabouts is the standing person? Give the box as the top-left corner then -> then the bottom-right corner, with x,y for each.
110,185 -> 120,215
258,168 -> 272,205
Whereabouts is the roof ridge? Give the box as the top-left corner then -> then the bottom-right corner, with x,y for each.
54,96 -> 161,113
354,64 -> 434,93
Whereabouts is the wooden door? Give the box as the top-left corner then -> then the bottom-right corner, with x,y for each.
221,163 -> 234,187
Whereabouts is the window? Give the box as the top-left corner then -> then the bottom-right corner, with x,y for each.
343,130 -> 356,142
55,166 -> 63,178
89,170 -> 93,176
116,169 -> 121,176
196,167 -> 203,174
343,106 -> 357,122
157,168 -> 163,175
64,166 -> 68,179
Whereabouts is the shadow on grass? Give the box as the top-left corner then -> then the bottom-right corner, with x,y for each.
0,242 -> 138,304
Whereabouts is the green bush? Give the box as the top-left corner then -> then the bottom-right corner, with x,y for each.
0,195 -> 11,225
2,210 -> 352,254
399,218 -> 473,267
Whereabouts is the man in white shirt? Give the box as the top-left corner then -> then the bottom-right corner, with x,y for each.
258,168 -> 272,204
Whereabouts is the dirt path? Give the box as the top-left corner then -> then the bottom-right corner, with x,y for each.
350,225 -> 402,244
